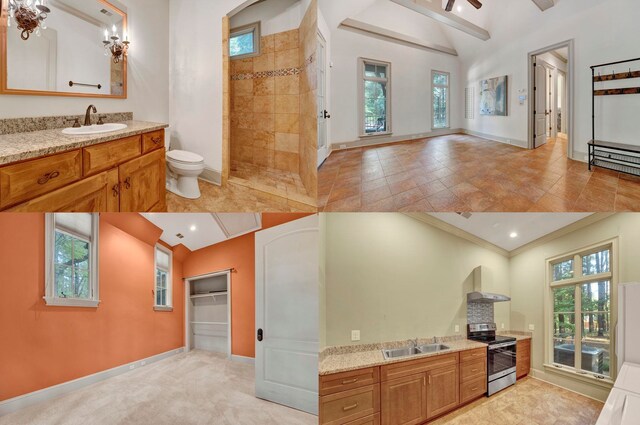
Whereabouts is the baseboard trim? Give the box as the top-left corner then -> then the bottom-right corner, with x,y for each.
461,129 -> 528,149
0,347 -> 186,417
200,167 -> 222,186
231,355 -> 255,365
529,368 -> 608,403
330,128 -> 463,151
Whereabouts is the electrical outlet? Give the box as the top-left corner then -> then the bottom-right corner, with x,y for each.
529,324 -> 535,331
129,365 -> 135,370
351,330 -> 361,341
454,325 -> 460,333
141,360 -> 146,366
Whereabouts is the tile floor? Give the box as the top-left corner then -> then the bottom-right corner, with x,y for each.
431,377 -> 603,425
0,351 -> 316,425
318,134 -> 640,212
167,179 -> 316,212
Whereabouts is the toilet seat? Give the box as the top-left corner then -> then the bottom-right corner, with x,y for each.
167,150 -> 204,164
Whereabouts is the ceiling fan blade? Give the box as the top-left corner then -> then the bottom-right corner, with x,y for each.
467,0 -> 483,9
445,0 -> 456,12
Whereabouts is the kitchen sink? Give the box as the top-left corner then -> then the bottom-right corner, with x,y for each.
382,344 -> 450,359
62,123 -> 127,135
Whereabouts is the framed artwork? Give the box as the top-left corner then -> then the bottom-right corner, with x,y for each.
480,76 -> 508,116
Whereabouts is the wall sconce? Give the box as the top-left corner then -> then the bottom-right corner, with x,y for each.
7,0 -> 51,40
103,25 -> 130,64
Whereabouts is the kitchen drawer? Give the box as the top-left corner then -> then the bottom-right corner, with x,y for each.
381,353 -> 458,382
0,150 -> 82,209
320,367 -> 380,396
83,135 -> 141,176
460,358 -> 486,382
460,348 -> 487,363
320,385 -> 380,425
460,375 -> 487,404
344,413 -> 380,425
142,130 -> 165,154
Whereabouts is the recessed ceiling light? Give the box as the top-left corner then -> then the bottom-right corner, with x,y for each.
190,225 -> 197,232
510,232 -> 518,238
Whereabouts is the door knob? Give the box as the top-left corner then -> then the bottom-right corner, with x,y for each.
323,110 -> 331,119
257,328 -> 263,342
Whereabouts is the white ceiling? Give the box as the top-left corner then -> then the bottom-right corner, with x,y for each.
428,213 -> 592,251
141,213 -> 261,251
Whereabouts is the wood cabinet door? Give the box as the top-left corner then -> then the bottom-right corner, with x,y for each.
516,340 -> 531,378
381,373 -> 427,425
9,170 -> 119,212
118,149 -> 166,212
426,365 -> 459,420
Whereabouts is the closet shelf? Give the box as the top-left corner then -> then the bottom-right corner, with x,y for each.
190,321 -> 228,325
190,291 -> 228,299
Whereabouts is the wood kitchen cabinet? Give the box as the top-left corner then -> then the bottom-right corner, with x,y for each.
381,373 -> 427,425
516,339 -> 531,379
426,365 -> 459,420
0,129 -> 166,212
320,368 -> 381,425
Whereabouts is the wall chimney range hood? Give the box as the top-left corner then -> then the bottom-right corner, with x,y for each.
467,292 -> 511,303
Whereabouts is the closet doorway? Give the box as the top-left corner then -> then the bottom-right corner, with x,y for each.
185,270 -> 232,357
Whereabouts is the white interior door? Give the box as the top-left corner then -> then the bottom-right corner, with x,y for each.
534,58 -> 548,148
317,33 -> 329,167
255,215 -> 319,415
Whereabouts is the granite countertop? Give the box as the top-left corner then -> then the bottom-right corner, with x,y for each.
0,120 -> 168,165
319,338 -> 488,376
500,332 -> 533,341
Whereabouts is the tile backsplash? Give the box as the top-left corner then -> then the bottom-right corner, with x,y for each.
467,302 -> 495,324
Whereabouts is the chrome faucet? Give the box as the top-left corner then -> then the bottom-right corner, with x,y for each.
409,338 -> 419,348
433,336 -> 438,344
84,105 -> 97,126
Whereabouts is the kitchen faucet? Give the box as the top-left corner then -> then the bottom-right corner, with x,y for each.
84,105 -> 97,126
409,338 -> 419,348
433,336 -> 438,344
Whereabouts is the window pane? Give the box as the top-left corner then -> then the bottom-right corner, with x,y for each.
54,231 -> 90,299
156,270 -> 168,306
55,231 -> 73,265
433,72 -> 448,86
365,64 -> 387,79
230,32 -> 254,57
553,287 -> 576,367
74,268 -> 90,299
55,264 -> 73,298
364,81 -> 387,134
582,249 -> 610,276
433,87 -> 448,129
581,281 -> 610,376
72,239 -> 90,271
552,259 -> 574,281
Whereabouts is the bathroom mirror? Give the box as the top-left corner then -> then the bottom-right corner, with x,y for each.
0,0 -> 127,98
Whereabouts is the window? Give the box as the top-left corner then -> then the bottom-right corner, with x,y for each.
45,213 -> 99,308
359,58 -> 391,136
229,22 -> 260,59
154,245 -> 172,311
547,242 -> 615,383
432,71 -> 450,129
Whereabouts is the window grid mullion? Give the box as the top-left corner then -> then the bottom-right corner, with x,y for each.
574,283 -> 582,372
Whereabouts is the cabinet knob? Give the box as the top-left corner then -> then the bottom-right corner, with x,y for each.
37,171 -> 61,185
123,177 -> 131,189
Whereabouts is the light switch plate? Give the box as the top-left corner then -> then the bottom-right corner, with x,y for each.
501,323 -> 505,329
351,330 -> 360,341
454,325 -> 460,333
529,324 -> 535,331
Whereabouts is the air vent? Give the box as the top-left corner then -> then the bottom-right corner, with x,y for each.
456,212 -> 473,219
176,233 -> 184,239
100,9 -> 113,16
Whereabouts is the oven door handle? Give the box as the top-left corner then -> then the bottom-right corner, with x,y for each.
488,341 -> 517,350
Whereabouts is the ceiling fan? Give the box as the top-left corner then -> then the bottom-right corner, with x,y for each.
445,0 -> 483,11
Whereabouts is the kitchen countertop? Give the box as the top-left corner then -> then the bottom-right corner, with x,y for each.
499,332 -> 533,341
319,338 -> 488,376
0,120 -> 168,165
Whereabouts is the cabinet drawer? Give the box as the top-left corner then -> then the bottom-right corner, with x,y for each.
320,385 -> 380,425
460,358 -> 486,382
460,375 -> 487,404
83,135 -> 141,176
460,348 -> 487,363
344,413 -> 380,425
0,150 -> 82,209
321,368 -> 379,396
142,130 -> 165,154
381,353 -> 458,382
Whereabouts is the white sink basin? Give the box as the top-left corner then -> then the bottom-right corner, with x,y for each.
62,123 -> 127,135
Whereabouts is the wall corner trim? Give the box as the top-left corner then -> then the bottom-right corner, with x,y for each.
0,347 -> 186,417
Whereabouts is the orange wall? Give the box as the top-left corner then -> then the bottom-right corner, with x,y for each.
183,213 -> 312,358
0,213 -> 185,401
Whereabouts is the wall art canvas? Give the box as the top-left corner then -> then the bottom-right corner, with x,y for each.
480,76 -> 508,116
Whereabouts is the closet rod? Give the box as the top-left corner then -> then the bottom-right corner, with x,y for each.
185,268 -> 236,280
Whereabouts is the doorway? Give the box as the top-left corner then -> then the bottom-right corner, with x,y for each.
317,32 -> 329,167
528,40 -> 574,158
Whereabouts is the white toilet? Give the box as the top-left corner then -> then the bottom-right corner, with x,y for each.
165,136 -> 206,199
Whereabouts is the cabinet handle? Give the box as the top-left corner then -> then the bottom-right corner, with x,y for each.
471,387 -> 479,391
151,136 -> 162,145
423,376 -> 426,387
112,183 -> 120,197
37,171 -> 61,185
123,177 -> 131,189
342,403 -> 358,412
341,378 -> 358,385
472,369 -> 478,372
428,375 -> 431,385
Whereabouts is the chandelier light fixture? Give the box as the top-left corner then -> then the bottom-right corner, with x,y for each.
103,24 -> 130,64
7,0 -> 51,40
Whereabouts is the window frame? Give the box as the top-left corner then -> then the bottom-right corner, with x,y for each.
358,57 -> 392,138
229,22 -> 261,60
44,213 -> 100,308
154,244 -> 173,312
544,238 -> 617,387
432,70 -> 450,130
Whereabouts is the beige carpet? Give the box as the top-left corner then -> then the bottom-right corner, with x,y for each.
0,351 -> 316,425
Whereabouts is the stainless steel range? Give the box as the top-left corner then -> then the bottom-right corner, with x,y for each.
468,323 -> 517,396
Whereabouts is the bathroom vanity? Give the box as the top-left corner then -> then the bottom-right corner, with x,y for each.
0,121 -> 168,212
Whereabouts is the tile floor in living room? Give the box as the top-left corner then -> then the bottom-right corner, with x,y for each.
318,134 -> 640,212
